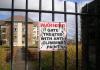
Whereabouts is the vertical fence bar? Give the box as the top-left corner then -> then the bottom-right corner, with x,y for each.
64,1 -> 67,70
85,4 -> 89,70
81,3 -> 90,70
39,0 -> 42,70
95,0 -> 99,70
75,2 -> 78,70
52,0 -> 55,70
82,4 -> 89,70
0,25 -> 1,45
25,0 -> 28,70
11,0 -> 14,70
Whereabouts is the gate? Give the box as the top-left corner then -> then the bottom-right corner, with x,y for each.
0,0 -> 98,70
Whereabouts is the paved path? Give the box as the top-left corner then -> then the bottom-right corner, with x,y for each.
12,47 -> 38,70
13,47 -> 25,70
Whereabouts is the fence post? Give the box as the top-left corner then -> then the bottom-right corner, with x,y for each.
39,0 -> 42,70
75,2 -> 78,70
64,1 -> 67,70
0,25 -> 2,45
52,0 -> 55,70
11,0 -> 14,70
25,0 -> 28,70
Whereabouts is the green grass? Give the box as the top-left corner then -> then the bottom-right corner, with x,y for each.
0,43 -> 82,70
41,52 -> 52,70
0,46 -> 10,70
67,44 -> 82,70
30,43 -> 82,70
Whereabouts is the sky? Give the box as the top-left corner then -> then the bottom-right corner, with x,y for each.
0,0 -> 93,40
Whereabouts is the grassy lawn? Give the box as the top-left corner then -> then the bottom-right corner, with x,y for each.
0,46 -> 10,70
41,43 -> 82,70
28,43 -> 82,70
0,43 -> 82,70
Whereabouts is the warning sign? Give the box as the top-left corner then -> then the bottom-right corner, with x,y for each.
38,22 -> 67,51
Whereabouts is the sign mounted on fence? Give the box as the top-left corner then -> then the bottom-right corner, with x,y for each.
38,22 -> 67,51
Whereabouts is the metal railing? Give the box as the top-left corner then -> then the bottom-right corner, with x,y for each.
0,0 -> 97,70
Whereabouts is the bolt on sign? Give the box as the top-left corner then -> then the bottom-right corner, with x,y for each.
38,22 -> 67,51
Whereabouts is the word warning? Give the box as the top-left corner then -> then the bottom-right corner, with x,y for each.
38,22 -> 67,51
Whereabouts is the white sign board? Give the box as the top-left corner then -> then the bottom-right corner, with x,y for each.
38,22 -> 67,51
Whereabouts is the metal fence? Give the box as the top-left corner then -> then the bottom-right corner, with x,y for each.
0,0 -> 97,70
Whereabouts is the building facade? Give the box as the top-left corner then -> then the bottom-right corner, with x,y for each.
0,16 -> 38,47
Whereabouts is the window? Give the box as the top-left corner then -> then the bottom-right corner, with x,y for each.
1,34 -> 6,39
22,41 -> 25,44
1,28 -> 6,33
14,28 -> 17,32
